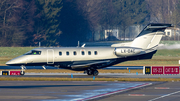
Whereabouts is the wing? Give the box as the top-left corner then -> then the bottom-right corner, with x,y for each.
70,60 -> 113,70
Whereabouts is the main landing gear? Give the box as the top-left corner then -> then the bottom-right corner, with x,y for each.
84,69 -> 99,76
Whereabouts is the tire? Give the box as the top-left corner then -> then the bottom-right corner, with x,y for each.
87,70 -> 92,75
20,71 -> 25,75
93,70 -> 99,76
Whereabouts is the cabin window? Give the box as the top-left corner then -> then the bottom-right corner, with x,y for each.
66,51 -> 69,56
94,51 -> 98,55
24,50 -> 41,55
88,51 -> 91,55
73,51 -> 77,55
82,51 -> 85,55
59,52 -> 62,56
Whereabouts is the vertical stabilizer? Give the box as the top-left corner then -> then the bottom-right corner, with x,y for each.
131,23 -> 173,49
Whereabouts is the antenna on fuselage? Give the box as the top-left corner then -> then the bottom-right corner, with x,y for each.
77,41 -> 80,47
39,42 -> 41,47
81,43 -> 86,47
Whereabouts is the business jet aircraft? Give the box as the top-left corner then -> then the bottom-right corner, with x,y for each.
6,23 -> 173,76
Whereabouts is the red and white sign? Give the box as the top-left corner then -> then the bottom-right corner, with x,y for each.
164,66 -> 179,74
152,66 -> 163,74
9,71 -> 21,75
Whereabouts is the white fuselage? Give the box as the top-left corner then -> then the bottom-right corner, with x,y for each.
6,46 -> 151,68
6,23 -> 173,75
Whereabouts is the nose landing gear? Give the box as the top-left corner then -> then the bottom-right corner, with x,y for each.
20,65 -> 26,75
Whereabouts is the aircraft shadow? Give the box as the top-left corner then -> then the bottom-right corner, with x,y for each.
0,84 -> 103,89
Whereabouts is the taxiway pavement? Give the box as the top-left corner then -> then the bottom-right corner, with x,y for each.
97,81 -> 180,101
1,80 -> 180,101
1,73 -> 180,101
0,81 -> 153,101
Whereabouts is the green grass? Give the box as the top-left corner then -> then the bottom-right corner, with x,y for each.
160,41 -> 180,45
0,69 -> 143,73
0,47 -> 36,65
116,49 -> 180,66
0,46 -> 179,81
0,47 -> 36,58
154,49 -> 180,57
0,47 -> 180,66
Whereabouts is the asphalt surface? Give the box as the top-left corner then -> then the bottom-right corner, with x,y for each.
1,73 -> 180,101
97,81 -> 180,101
1,80 -> 180,101
0,81 -> 153,101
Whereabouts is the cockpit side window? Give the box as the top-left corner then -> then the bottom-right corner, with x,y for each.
24,50 -> 41,55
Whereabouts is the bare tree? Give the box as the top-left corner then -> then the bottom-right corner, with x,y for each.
113,0 -> 148,40
146,0 -> 178,23
76,0 -> 104,41
146,0 -> 180,40
0,0 -> 36,46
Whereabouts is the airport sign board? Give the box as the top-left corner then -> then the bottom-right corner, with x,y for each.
151,66 -> 164,74
164,66 -> 179,74
144,66 -> 180,75
9,71 -> 21,75
1,71 -> 22,75
144,66 -> 151,74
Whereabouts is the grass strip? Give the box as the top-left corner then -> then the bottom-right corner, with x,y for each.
0,69 -> 144,73
1,69 -> 180,74
0,77 -> 179,82
0,47 -> 180,66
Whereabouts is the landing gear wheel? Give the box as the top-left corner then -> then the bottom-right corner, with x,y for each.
93,70 -> 99,76
20,71 -> 25,75
87,70 -> 92,75
84,70 -> 88,74
86,69 -> 99,76
20,65 -> 26,76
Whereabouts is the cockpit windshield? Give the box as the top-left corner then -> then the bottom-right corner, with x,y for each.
24,50 -> 41,55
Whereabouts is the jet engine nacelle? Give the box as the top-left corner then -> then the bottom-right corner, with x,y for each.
114,47 -> 142,57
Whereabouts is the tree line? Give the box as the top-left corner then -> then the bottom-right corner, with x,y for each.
0,0 -> 180,47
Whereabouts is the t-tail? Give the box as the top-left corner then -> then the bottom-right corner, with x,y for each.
111,23 -> 173,49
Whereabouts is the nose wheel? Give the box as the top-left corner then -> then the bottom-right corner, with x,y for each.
20,65 -> 26,75
85,69 -> 99,76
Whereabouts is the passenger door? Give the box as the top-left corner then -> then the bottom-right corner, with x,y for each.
47,49 -> 54,64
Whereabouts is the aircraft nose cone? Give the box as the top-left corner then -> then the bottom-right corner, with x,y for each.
6,61 -> 10,65
6,55 -> 28,66
6,60 -> 16,66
